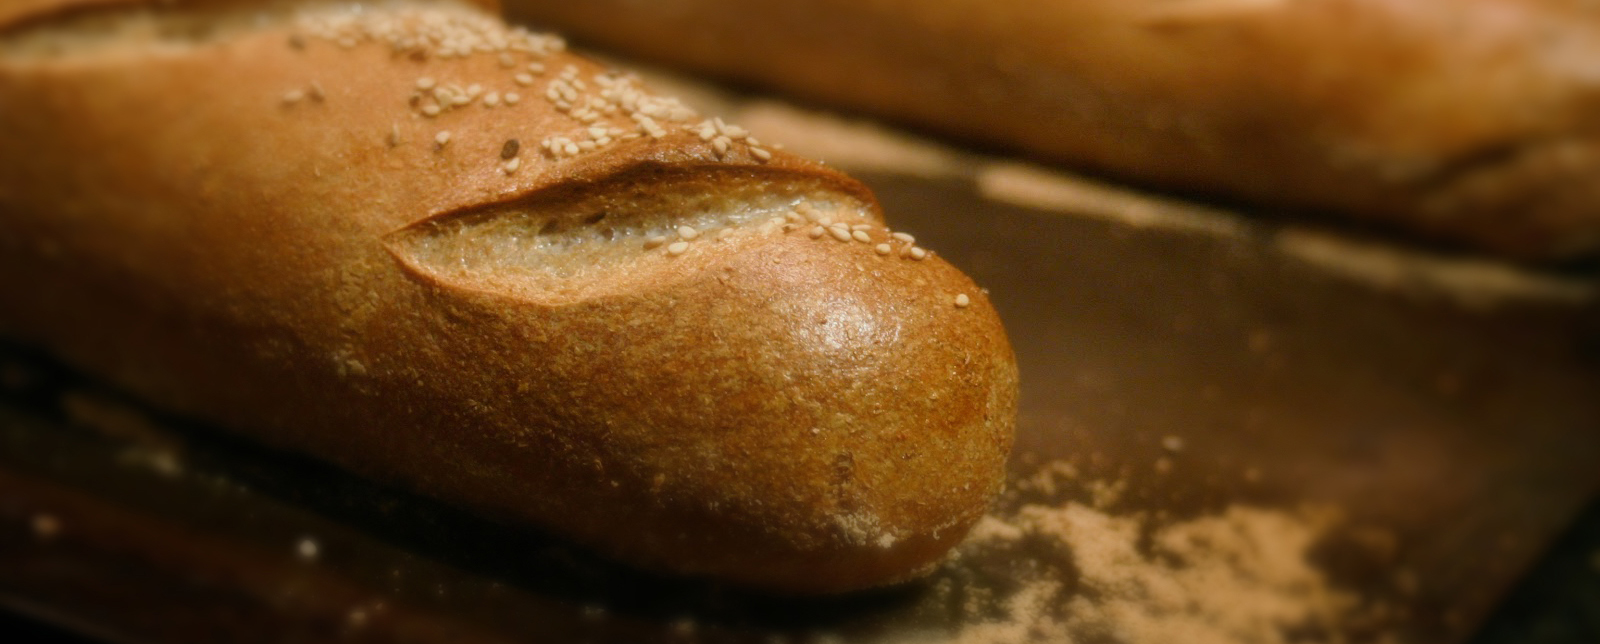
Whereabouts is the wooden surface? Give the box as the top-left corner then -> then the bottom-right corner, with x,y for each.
3,94 -> 1600,644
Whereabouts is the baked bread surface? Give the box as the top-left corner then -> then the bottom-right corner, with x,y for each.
0,0 -> 1018,593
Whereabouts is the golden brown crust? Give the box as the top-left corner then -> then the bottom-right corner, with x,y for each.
0,1 -> 1016,593
0,0 -> 141,30
0,0 -> 499,31
505,0 -> 1600,259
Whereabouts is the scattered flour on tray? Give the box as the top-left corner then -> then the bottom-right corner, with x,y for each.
895,463 -> 1362,644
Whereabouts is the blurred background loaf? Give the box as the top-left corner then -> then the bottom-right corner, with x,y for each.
507,0 -> 1600,260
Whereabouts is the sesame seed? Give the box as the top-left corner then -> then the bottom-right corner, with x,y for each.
954,294 -> 970,308
297,537 -> 319,560
851,224 -> 872,231
828,226 -> 853,242
712,136 -> 730,157
388,124 -> 401,147
434,131 -> 451,147
307,82 -> 325,101
817,216 -> 834,227
751,147 -> 772,161
677,226 -> 700,240
717,227 -> 735,240
503,157 -> 521,174
483,92 -> 500,107
910,247 -> 928,260
514,73 -> 535,86
808,226 -> 825,239
528,62 -> 546,74
504,92 -> 521,105
892,232 -> 915,244
666,241 -> 690,256
852,230 -> 872,243
644,236 -> 668,249
501,139 -> 520,159
875,243 -> 892,255
421,104 -> 441,117
498,52 -> 516,67
283,89 -> 305,104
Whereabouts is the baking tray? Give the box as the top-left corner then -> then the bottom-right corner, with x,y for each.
2,85 -> 1598,644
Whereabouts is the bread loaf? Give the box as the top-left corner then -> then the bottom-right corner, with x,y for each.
504,0 -> 1600,260
0,0 -> 1017,593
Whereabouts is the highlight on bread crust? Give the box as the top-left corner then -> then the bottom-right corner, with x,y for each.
0,0 -> 1018,593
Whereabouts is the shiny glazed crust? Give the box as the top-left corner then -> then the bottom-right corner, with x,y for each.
0,0 -> 1017,593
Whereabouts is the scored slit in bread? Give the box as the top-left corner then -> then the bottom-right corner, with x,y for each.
394,166 -> 938,300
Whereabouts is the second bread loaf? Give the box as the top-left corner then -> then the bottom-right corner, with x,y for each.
506,0 -> 1600,259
